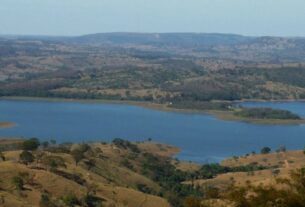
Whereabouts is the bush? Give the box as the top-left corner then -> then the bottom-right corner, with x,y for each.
112,138 -> 140,153
71,149 -> 85,166
83,194 -> 104,207
0,151 -> 5,161
19,150 -> 35,165
234,107 -> 301,120
261,147 -> 271,154
41,155 -> 66,171
22,138 -> 40,151
39,194 -> 56,207
61,194 -> 79,207
11,176 -> 24,190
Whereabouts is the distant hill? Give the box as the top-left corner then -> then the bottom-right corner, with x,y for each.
1,32 -> 305,103
64,32 -> 252,46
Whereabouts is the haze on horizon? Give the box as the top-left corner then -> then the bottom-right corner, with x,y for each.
1,0 -> 305,37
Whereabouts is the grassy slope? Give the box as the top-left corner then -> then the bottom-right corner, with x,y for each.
0,140 -> 174,207
189,150 -> 305,189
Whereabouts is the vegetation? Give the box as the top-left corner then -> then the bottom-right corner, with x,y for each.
2,35 -> 305,109
2,137 -> 305,206
11,176 -> 24,191
234,107 -> 301,120
0,151 -> 5,161
19,150 -> 35,165
261,147 -> 271,154
22,138 -> 40,151
195,163 -> 268,179
222,167 -> 305,207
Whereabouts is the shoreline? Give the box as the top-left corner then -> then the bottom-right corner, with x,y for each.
0,122 -> 15,128
1,96 -> 305,125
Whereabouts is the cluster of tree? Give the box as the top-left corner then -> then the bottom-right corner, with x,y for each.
194,163 -> 268,180
223,167 -> 305,207
234,107 -> 301,120
112,138 -> 140,153
39,192 -> 104,207
139,152 -> 202,207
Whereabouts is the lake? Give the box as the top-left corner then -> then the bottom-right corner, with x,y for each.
1,99 -> 305,163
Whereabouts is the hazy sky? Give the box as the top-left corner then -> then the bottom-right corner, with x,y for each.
1,0 -> 305,36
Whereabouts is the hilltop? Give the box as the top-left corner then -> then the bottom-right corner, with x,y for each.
1,138 -> 305,207
1,33 -> 305,124
0,138 -> 191,207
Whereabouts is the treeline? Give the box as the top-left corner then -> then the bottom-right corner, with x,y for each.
234,107 -> 301,120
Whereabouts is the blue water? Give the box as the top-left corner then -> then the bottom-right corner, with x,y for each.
0,99 -> 305,163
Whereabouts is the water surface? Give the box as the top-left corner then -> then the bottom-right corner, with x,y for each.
1,99 -> 305,163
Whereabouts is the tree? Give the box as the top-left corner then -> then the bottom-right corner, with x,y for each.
62,194 -> 79,207
71,149 -> 84,166
11,176 -> 24,190
22,138 -> 40,151
260,147 -> 271,154
83,194 -> 103,207
19,150 -> 35,165
40,194 -> 56,207
0,151 -> 5,161
41,155 -> 66,171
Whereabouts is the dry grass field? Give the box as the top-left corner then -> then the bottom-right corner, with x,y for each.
189,150 -> 305,190
0,139 -> 172,207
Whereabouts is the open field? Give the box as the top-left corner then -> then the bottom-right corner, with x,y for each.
189,150 -> 305,189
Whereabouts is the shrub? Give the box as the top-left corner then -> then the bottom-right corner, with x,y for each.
261,147 -> 271,154
19,150 -> 35,165
83,194 -> 104,207
22,138 -> 40,151
71,149 -> 85,166
41,155 -> 66,171
0,151 -> 5,161
39,194 -> 56,207
11,176 -> 24,190
61,194 -> 79,207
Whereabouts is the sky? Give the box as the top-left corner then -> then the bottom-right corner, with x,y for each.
1,0 -> 305,37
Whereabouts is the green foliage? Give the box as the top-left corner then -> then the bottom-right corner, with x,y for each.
196,163 -> 268,179
61,194 -> 79,207
140,153 -> 202,207
136,183 -> 155,194
235,107 -> 301,120
19,150 -> 35,165
0,151 -> 5,161
39,194 -> 56,207
112,138 -> 140,153
83,194 -> 104,207
41,155 -> 66,171
120,158 -> 133,169
224,167 -> 305,207
261,147 -> 271,154
11,176 -> 24,190
22,138 -> 40,151
71,149 -> 85,165
70,144 -> 91,166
